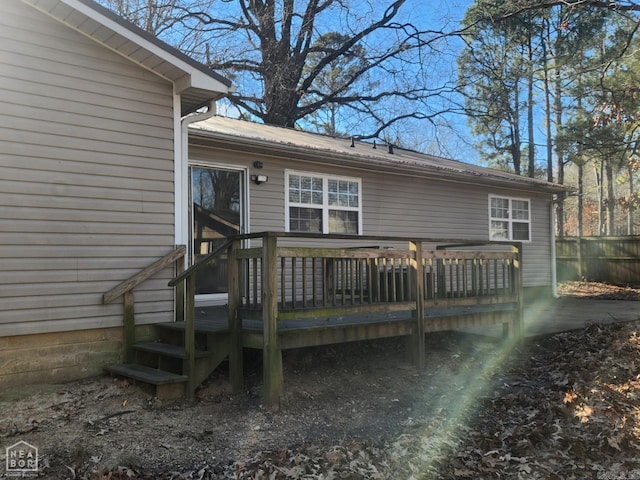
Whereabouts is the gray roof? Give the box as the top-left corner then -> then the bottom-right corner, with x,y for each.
21,0 -> 234,115
190,116 -> 568,194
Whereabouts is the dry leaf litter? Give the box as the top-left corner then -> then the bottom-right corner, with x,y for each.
1,281 -> 640,479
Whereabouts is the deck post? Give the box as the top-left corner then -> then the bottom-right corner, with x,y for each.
512,244 -> 525,341
262,234 -> 283,410
228,239 -> 244,393
174,251 -> 185,323
410,240 -> 426,370
123,290 -> 135,363
184,275 -> 196,396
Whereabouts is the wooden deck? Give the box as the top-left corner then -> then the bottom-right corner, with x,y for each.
106,232 -> 523,409
176,233 -> 523,408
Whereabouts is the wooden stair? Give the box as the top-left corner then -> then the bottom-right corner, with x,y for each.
104,363 -> 188,400
105,317 -> 231,400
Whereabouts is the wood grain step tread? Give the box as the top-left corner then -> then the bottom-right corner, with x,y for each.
104,364 -> 188,385
134,342 -> 209,359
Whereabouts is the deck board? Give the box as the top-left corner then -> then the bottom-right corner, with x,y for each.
193,303 -> 514,340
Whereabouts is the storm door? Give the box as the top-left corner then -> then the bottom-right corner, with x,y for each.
190,165 -> 245,303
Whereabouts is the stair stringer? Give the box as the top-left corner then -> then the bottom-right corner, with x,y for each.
191,332 -> 231,388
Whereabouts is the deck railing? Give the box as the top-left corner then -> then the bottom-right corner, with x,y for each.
235,236 -> 520,319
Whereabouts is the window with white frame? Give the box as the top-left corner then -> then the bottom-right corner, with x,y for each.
286,171 -> 362,234
489,195 -> 531,241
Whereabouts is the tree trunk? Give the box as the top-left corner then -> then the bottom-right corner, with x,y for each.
512,80 -> 522,175
628,162 -> 635,234
553,69 -> 566,236
551,21 -> 566,236
596,163 -> 604,234
542,36 -> 553,183
527,33 -> 535,178
578,163 -> 584,237
605,158 -> 615,235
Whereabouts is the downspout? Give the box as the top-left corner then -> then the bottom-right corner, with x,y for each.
179,101 -> 218,263
550,197 -> 559,298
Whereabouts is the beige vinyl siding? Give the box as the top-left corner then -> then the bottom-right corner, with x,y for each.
525,194 -> 554,286
190,146 -> 554,288
0,2 -> 177,336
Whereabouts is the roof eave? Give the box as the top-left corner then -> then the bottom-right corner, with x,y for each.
189,129 -> 569,195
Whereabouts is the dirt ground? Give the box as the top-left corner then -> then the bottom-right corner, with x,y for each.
2,281 -> 640,479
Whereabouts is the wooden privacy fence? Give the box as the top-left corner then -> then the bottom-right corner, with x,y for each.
556,236 -> 640,284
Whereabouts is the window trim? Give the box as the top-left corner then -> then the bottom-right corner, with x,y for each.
488,194 -> 532,242
285,169 -> 363,235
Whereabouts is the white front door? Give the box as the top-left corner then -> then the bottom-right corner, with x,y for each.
190,164 -> 246,305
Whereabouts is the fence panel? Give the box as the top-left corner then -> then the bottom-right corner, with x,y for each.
556,236 -> 640,284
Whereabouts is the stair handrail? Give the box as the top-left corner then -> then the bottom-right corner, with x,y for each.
168,239 -> 234,287
103,245 -> 186,362
104,245 -> 187,304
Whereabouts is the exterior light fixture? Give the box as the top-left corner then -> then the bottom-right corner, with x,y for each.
251,174 -> 268,185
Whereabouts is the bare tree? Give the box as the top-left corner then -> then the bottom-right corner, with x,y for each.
99,0 -> 466,142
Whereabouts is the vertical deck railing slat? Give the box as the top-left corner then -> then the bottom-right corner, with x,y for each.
430,258 -> 436,299
340,259 -> 346,306
502,260 -> 507,295
463,259 -> 469,297
485,258 -> 490,295
366,258 -> 370,303
175,256 -> 185,324
336,258 -> 341,306
243,258 -> 249,308
302,257 -> 308,308
358,258 -> 366,305
350,258 -> 356,305
400,258 -> 406,301
292,257 -> 297,309
331,259 -> 338,306
383,259 -> 390,303
280,257 -> 286,309
505,259 -> 509,294
373,258 -> 380,302
473,258 -> 479,296
322,258 -> 327,307
312,258 -> 318,307
252,258 -> 258,308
